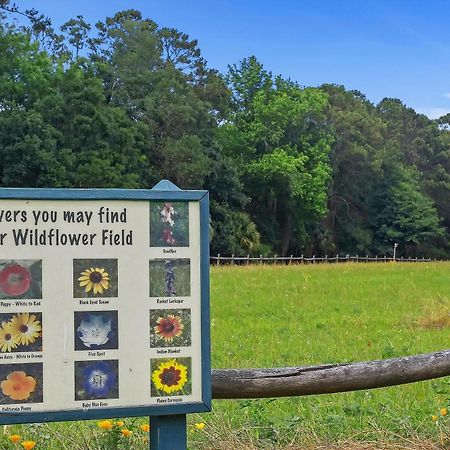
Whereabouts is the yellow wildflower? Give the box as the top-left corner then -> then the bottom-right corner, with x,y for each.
432,415 -> 438,421
121,429 -> 133,437
21,441 -> 36,450
441,408 -> 448,417
115,420 -> 124,427
9,434 -> 21,443
195,422 -> 205,430
97,420 -> 113,430
140,423 -> 150,432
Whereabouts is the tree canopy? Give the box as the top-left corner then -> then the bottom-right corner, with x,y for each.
0,3 -> 449,257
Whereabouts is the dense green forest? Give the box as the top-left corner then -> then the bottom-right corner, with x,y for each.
1,3 -> 449,257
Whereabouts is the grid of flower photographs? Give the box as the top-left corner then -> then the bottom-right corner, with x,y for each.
72,259 -> 120,404
148,200 -> 198,399
0,260 -> 42,299
0,261 -> 44,405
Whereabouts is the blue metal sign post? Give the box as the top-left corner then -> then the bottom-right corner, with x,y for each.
0,181 -> 211,450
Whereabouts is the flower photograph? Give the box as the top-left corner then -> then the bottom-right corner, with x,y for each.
0,312 -> 42,353
74,311 -> 118,351
0,260 -> 42,300
75,360 -> 119,400
0,363 -> 43,403
149,259 -> 190,297
73,259 -> 118,298
149,201 -> 189,247
150,357 -> 191,397
150,309 -> 191,348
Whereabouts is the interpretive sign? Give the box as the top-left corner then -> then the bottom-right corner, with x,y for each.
0,182 -> 211,424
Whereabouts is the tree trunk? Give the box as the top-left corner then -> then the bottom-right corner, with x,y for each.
280,213 -> 292,257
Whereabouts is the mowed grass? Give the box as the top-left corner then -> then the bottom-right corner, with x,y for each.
192,262 -> 450,449
1,263 -> 449,449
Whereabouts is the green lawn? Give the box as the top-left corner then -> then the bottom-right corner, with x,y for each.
195,263 -> 450,449
1,263 -> 449,449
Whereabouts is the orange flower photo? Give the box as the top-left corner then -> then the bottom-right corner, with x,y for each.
0,363 -> 42,403
150,309 -> 191,348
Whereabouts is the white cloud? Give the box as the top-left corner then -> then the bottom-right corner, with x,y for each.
415,107 -> 449,119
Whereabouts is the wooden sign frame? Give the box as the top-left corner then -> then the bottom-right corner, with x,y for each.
0,181 -> 211,425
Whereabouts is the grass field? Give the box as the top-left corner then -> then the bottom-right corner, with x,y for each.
1,263 -> 449,449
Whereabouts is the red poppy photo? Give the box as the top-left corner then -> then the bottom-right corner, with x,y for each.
0,260 -> 42,300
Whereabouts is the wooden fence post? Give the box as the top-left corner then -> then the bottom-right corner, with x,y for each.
246,254 -> 250,265
150,414 -> 187,450
217,254 -> 220,267
260,254 -> 263,265
289,255 -> 293,265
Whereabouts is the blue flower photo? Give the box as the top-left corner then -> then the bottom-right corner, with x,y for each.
74,360 -> 118,400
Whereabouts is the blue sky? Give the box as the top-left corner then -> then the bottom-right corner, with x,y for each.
13,0 -> 450,118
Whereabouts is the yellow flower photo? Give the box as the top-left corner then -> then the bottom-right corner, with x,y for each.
151,358 -> 191,396
10,313 -> 42,346
0,321 -> 18,352
73,259 -> 118,298
78,267 -> 109,294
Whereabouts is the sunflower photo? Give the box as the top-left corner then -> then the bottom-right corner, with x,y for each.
149,201 -> 189,247
73,259 -> 118,298
0,260 -> 42,300
149,259 -> 191,297
74,311 -> 118,351
0,363 -> 43,404
150,357 -> 191,397
75,359 -> 119,401
150,309 -> 191,348
0,312 -> 42,353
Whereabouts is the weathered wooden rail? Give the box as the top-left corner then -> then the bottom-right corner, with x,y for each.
211,349 -> 450,398
211,254 -> 442,265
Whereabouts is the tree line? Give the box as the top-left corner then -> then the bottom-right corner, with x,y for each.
1,4 -> 449,257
